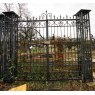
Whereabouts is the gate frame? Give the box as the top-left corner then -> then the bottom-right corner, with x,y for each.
0,9 -> 93,83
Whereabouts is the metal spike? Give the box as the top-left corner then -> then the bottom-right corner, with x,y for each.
46,10 -> 47,14
66,15 -> 68,19
33,16 -> 34,20
26,17 -> 28,20
30,18 -> 32,22
60,15 -> 61,19
39,16 -> 40,20
54,15 -> 55,19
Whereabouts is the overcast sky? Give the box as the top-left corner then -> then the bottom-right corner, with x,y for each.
0,1 -> 95,37
26,3 -> 95,36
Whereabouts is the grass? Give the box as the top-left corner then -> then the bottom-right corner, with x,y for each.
17,45 -> 79,82
16,61 -> 80,81
17,46 -> 79,81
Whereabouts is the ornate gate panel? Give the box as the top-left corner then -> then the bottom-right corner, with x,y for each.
17,9 -> 92,82
18,16 -> 47,81
47,15 -> 79,81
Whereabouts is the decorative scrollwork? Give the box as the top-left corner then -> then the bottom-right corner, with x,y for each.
40,11 -> 52,20
58,20 -> 64,26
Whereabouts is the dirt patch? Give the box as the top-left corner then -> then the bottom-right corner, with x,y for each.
0,81 -> 26,91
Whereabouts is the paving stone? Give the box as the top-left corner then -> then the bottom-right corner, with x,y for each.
93,72 -> 95,78
8,84 -> 27,91
87,82 -> 95,86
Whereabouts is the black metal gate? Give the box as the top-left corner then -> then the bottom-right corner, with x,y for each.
0,9 -> 93,82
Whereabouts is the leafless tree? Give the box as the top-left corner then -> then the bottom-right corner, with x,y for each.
4,3 -> 13,11
17,3 -> 30,18
0,3 -> 30,18
0,3 -> 13,11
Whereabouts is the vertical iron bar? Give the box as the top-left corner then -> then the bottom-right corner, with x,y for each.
80,12 -> 86,82
88,13 -> 93,81
14,16 -> 19,79
46,19 -> 49,81
2,15 -> 6,82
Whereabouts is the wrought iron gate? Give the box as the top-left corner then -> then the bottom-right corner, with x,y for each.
0,9 -> 93,82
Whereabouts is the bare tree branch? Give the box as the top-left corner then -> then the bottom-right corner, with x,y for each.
0,3 -> 36,51
17,3 -> 30,18
3,3 -> 13,11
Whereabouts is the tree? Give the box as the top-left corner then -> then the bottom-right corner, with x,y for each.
0,3 -> 30,18
0,3 -> 13,12
17,3 -> 30,18
3,3 -> 13,11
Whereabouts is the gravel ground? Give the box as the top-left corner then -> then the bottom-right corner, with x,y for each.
28,80 -> 95,91
0,80 -> 95,91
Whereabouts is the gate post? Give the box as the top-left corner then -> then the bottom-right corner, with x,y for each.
0,14 -> 4,79
2,11 -> 19,83
74,9 -> 93,82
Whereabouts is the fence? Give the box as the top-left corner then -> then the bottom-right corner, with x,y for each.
0,9 -> 93,82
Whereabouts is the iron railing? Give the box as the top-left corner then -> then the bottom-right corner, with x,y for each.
0,9 -> 93,82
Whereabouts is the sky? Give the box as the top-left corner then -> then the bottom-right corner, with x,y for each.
26,3 -> 95,36
0,1 -> 95,36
